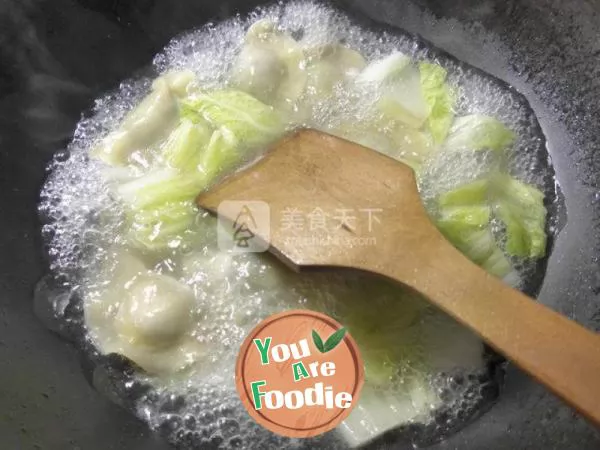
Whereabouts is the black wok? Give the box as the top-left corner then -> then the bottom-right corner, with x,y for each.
0,0 -> 599,448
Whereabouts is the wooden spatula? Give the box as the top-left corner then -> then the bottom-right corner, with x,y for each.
197,129 -> 600,426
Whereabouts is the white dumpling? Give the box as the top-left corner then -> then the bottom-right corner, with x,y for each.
84,247 -> 147,338
304,44 -> 366,97
92,70 -> 195,166
115,273 -> 195,347
231,19 -> 306,112
232,45 -> 287,102
85,249 -> 206,375
153,69 -> 195,98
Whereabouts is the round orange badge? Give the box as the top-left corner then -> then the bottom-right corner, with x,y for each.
235,310 -> 364,438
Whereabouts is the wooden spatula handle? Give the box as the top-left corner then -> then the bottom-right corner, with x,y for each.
374,235 -> 600,427
198,129 -> 600,425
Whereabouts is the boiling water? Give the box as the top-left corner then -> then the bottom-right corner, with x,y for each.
36,1 -> 559,449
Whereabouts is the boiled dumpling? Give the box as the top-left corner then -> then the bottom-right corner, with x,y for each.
115,273 -> 195,347
231,19 -> 306,111
92,70 -> 195,166
85,248 -> 205,374
303,44 -> 366,98
153,69 -> 196,98
233,44 -> 287,101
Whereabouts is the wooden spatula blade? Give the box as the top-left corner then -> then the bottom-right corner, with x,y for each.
197,129 -> 433,270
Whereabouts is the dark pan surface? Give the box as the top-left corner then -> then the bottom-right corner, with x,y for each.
0,0 -> 599,449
